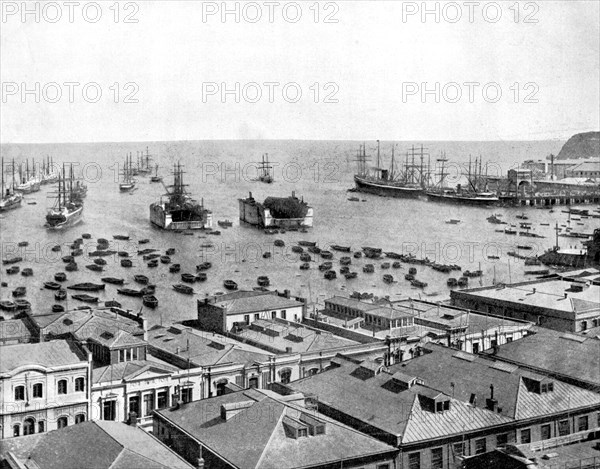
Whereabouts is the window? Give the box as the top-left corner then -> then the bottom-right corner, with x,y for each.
23,418 -> 35,436
520,428 -> 531,444
254,313 -> 260,321
280,368 -> 292,385
13,425 -> 20,437
271,311 -> 276,319
506,336 -> 513,343
298,428 -> 308,438
181,387 -> 193,403
157,391 -> 168,409
578,415 -> 589,432
244,315 -> 250,324
33,383 -> 43,398
408,452 -> 420,469
75,377 -> 85,392
377,465 -> 390,469
14,385 -> 25,401
475,438 -> 487,455
469,393 -> 477,405
143,393 -> 155,416
132,347 -> 138,360
431,447 -> 443,469
496,433 -> 508,446
541,424 -> 551,440
119,349 -> 125,362
38,421 -> 45,433
436,402 -> 444,413
453,442 -> 464,458
129,396 -> 140,416
558,419 -> 570,436
126,349 -> 131,361
103,401 -> 116,421
57,379 -> 67,395
281,310 -> 287,319
597,412 -> 600,428
472,343 -> 480,354
249,377 -> 259,389
75,414 -> 85,424
57,417 -> 68,429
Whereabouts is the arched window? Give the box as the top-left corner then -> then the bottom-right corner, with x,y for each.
582,321 -> 588,331
13,424 -> 20,437
215,379 -> 228,396
75,414 -> 85,424
14,386 -> 25,401
307,368 -> 320,377
279,368 -> 292,385
38,421 -> 45,433
57,417 -> 68,429
33,383 -> 43,398
23,418 -> 35,436
57,380 -> 67,395
75,378 -> 85,392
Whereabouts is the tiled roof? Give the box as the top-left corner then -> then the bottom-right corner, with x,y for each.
0,318 -> 34,341
155,389 -> 396,469
0,340 -> 87,374
0,420 -> 193,469
483,327 -> 600,387
213,292 -> 304,315
325,296 -> 381,312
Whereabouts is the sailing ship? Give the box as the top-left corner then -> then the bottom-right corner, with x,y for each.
426,155 -> 499,206
0,158 -> 23,212
119,153 -> 136,191
150,164 -> 162,182
149,162 -> 213,230
258,153 -> 273,183
137,147 -> 152,175
353,141 -> 427,198
45,164 -> 84,230
41,156 -> 59,184
16,160 -> 41,193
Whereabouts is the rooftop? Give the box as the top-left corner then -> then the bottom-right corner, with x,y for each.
0,340 -> 87,374
0,420 -> 193,469
92,360 -> 179,385
482,326 -> 600,388
146,324 -> 271,367
155,388 -> 396,469
233,319 -> 359,354
203,291 -> 304,315
0,318 -> 35,343
452,276 -> 600,316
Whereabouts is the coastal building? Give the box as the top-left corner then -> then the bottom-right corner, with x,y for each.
0,340 -> 91,439
0,419 -> 194,468
566,160 -> 600,180
153,387 -> 398,469
311,296 -> 533,360
238,191 -> 314,228
197,289 -> 306,333
482,326 -> 600,392
284,343 -> 600,469
450,269 -> 600,333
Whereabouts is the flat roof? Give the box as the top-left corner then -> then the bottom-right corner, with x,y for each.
204,291 -> 304,315
0,340 -> 87,374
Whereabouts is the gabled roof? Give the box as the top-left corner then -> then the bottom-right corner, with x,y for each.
0,340 -> 87,374
92,360 -> 178,384
155,389 -> 396,469
0,420 -> 193,469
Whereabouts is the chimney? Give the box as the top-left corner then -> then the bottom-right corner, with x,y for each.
285,346 -> 292,353
176,347 -> 180,355
142,317 -> 148,341
196,458 -> 205,469
284,289 -> 290,298
220,400 -> 254,421
485,384 -> 498,412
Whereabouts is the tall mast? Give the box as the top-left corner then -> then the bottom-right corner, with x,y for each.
1,158 -> 4,197
390,145 -> 395,179
376,140 -> 380,169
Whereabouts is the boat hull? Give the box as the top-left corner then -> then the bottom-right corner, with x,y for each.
354,175 -> 423,198
0,194 -> 23,211
426,191 -> 499,206
150,203 -> 213,230
45,206 -> 84,230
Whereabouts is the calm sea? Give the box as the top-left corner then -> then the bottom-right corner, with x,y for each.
1,139 -> 596,326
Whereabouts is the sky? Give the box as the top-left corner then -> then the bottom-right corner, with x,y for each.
1,0 -> 599,143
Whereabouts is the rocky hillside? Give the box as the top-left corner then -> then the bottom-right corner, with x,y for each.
556,131 -> 599,160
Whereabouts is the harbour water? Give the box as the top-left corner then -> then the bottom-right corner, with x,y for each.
1,139 -> 597,327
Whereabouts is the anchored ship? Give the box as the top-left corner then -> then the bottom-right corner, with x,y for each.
353,141 -> 427,198
45,164 -> 84,230
41,156 -> 59,184
426,155 -> 499,206
137,147 -> 153,175
239,191 -> 313,228
258,153 -> 273,183
0,158 -> 23,212
119,153 -> 136,191
150,162 -> 212,230
15,160 -> 40,193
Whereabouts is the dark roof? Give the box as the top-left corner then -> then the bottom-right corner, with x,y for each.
155,389 -> 396,469
483,327 -> 600,387
0,420 -> 193,469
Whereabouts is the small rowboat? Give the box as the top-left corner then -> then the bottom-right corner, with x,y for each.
223,280 -> 238,290
72,294 -> 99,303
143,295 -> 159,308
173,284 -> 194,295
